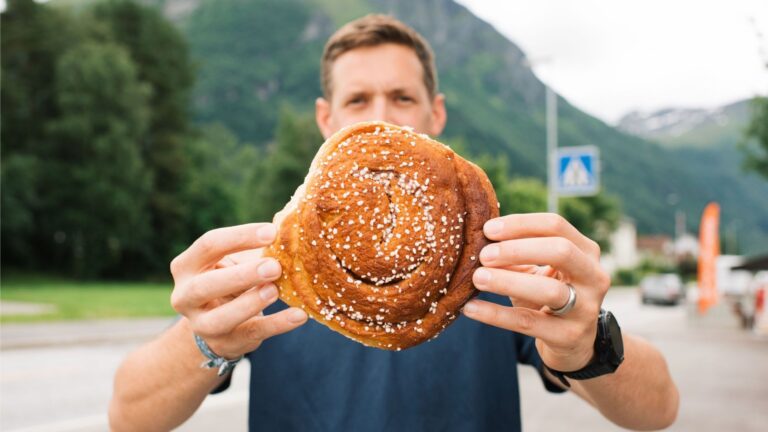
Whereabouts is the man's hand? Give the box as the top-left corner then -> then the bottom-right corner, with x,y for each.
462,213 -> 610,372
170,223 -> 308,359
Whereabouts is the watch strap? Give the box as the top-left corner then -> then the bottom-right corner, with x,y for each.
194,334 -> 243,377
543,364 -> 572,388
564,361 -> 617,380
543,309 -> 623,387
544,360 -> 617,388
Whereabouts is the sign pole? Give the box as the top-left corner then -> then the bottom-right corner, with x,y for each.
546,85 -> 558,214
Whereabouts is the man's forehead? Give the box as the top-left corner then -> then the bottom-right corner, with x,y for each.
329,44 -> 427,95
336,81 -> 421,95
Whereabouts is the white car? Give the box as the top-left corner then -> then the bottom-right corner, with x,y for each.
640,273 -> 685,305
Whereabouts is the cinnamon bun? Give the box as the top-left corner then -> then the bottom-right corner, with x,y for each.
264,121 -> 499,350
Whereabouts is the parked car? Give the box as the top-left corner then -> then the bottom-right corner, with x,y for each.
640,273 -> 685,305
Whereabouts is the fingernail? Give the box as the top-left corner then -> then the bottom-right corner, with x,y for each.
473,268 -> 491,287
257,224 -> 277,242
287,308 -> 307,323
484,219 -> 503,236
463,300 -> 479,315
258,259 -> 281,278
480,244 -> 499,262
259,284 -> 278,301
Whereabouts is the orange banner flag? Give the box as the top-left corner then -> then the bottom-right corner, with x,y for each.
697,202 -> 720,314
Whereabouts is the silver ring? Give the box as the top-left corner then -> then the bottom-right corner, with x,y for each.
549,283 -> 577,316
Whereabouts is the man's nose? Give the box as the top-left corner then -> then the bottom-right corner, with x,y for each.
370,98 -> 393,123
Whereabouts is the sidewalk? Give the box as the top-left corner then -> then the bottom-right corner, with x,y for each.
0,316 -> 175,350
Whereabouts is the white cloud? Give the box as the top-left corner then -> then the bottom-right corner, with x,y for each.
457,0 -> 768,123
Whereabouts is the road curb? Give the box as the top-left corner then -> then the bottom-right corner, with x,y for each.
0,317 -> 175,350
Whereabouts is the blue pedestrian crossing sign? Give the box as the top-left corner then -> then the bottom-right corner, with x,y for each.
556,146 -> 600,196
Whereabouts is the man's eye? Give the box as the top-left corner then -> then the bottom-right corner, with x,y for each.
396,95 -> 414,103
347,97 -> 365,106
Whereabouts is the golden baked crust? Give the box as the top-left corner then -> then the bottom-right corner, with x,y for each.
263,121 -> 499,350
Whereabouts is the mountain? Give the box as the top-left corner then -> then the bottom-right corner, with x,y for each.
618,98 -> 768,254
617,99 -> 752,149
153,0 -> 767,254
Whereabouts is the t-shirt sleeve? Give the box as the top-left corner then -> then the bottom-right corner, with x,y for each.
210,371 -> 233,394
515,333 -> 568,394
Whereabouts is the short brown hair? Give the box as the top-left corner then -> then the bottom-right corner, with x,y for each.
321,14 -> 438,100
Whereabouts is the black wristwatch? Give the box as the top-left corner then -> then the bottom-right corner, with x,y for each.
545,309 -> 625,387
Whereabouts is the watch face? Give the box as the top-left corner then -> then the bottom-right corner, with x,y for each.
606,312 -> 624,358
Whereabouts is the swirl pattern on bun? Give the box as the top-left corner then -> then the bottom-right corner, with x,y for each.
264,121 -> 499,350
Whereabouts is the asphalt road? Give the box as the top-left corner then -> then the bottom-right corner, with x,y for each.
519,288 -> 768,431
1,288 -> 766,431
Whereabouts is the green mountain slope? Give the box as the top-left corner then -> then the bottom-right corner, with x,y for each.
618,98 -> 768,254
158,0 -> 767,254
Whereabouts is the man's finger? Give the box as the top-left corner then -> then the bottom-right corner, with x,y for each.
462,299 -> 558,342
483,214 -> 600,258
245,307 -> 309,341
190,284 -> 281,337
464,299 -> 599,372
172,258 -> 282,311
219,249 -> 265,267
472,267 -> 572,311
479,237 -> 598,283
171,223 -> 276,275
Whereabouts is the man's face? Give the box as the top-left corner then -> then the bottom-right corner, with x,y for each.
316,43 -> 446,139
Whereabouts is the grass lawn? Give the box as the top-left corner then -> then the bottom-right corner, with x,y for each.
0,274 -> 176,323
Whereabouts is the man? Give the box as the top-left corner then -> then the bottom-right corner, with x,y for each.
110,15 -> 678,431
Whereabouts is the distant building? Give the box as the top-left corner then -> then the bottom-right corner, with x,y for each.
636,231 -> 699,267
637,235 -> 674,263
601,218 -> 699,275
673,233 -> 699,259
601,218 -> 639,275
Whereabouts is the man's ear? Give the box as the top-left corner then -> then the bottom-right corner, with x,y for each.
429,93 -> 447,137
315,97 -> 333,139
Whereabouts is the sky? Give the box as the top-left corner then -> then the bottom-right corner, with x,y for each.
457,0 -> 768,124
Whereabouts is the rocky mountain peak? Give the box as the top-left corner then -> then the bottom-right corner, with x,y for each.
617,99 -> 750,141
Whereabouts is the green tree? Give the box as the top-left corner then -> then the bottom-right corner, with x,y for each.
742,96 -> 768,179
473,154 -> 547,215
506,178 -> 548,214
42,41 -> 152,277
1,154 -> 41,264
471,152 -> 620,250
181,124 -> 259,245
1,0 -> 79,154
2,0 -> 248,278
473,153 -> 551,214
1,0 -> 82,267
247,108 -> 323,221
561,194 -> 621,251
90,0 -> 196,270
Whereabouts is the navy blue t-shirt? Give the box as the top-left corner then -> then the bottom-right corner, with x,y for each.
221,292 -> 564,431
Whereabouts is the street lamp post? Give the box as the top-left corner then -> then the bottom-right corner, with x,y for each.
546,85 -> 558,213
525,57 -> 558,213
